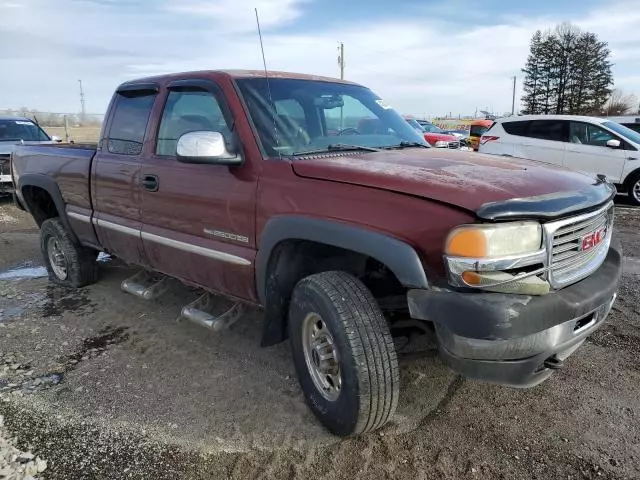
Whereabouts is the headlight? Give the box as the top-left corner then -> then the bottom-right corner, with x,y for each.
445,222 -> 542,258
444,222 -> 548,295
435,140 -> 449,148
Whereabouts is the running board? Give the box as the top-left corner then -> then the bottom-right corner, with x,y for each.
179,293 -> 245,332
121,270 -> 170,300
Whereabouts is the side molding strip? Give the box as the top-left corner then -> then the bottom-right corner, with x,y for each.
68,211 -> 91,223
142,232 -> 251,266
94,218 -> 251,266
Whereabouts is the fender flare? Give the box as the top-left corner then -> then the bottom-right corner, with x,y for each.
255,215 -> 429,305
17,174 -> 76,240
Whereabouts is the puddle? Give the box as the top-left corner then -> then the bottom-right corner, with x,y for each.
40,285 -> 92,318
0,265 -> 47,280
624,257 -> 640,276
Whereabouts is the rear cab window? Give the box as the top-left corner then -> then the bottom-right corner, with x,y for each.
527,120 -> 568,142
106,89 -> 156,155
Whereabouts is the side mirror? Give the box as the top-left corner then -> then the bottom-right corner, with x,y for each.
50,135 -> 61,143
176,131 -> 241,165
606,139 -> 621,149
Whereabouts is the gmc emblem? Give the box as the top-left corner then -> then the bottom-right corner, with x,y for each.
581,228 -> 606,251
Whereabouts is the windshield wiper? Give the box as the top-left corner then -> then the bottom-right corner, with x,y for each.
382,141 -> 430,150
291,143 -> 381,156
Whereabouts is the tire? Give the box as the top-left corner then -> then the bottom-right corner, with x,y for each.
627,172 -> 640,206
40,217 -> 98,288
288,271 -> 399,436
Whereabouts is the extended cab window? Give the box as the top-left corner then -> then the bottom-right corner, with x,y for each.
107,91 -> 156,155
156,89 -> 231,156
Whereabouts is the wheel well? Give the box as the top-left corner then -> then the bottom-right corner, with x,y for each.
21,186 -> 59,226
260,239 -> 407,346
624,168 -> 640,190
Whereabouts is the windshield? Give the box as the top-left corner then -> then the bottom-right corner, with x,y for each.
405,118 -> 425,133
470,124 -> 491,137
418,121 -> 442,133
0,119 -> 50,142
602,121 -> 640,145
235,78 -> 427,156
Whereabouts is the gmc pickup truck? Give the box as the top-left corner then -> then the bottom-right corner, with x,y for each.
11,70 -> 622,436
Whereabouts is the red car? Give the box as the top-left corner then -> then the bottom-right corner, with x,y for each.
405,117 -> 460,148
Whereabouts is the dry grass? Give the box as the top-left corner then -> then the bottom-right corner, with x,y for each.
43,126 -> 101,143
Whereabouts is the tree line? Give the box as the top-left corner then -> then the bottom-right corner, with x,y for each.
0,108 -> 103,127
521,23 -> 638,116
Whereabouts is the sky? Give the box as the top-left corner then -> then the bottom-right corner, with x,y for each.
0,0 -> 639,118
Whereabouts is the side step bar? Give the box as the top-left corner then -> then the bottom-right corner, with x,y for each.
121,271 -> 170,300
179,293 -> 245,332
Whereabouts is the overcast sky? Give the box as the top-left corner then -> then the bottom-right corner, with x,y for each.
1,0 -> 639,117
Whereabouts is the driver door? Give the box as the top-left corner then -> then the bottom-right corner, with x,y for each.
566,121 -> 627,182
139,79 -> 257,300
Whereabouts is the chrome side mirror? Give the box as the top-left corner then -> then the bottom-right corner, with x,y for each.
176,131 -> 241,165
606,139 -> 621,149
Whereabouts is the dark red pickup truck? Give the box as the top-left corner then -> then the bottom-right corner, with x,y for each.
11,70 -> 622,436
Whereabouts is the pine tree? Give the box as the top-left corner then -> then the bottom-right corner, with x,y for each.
520,24 -> 613,115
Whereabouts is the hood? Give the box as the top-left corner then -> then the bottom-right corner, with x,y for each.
0,140 -> 53,155
424,132 -> 458,143
291,149 -> 605,214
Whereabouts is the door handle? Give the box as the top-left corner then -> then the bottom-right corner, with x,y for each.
141,174 -> 159,192
626,156 -> 638,161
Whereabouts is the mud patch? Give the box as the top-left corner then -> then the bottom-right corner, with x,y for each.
63,326 -> 129,370
40,285 -> 93,318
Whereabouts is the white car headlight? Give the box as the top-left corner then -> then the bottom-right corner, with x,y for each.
434,140 -> 449,148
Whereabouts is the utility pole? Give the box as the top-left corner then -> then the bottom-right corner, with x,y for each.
511,75 -> 516,115
338,42 -> 345,80
78,79 -> 86,124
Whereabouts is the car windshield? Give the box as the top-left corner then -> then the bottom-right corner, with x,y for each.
405,118 -> 425,133
602,121 -> 640,145
419,122 -> 442,133
0,119 -> 50,142
235,78 -> 427,156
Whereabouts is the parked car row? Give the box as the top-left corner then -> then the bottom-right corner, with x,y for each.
479,114 -> 640,205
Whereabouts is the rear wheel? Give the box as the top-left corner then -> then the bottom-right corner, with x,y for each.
40,218 -> 98,288
628,173 -> 640,206
288,271 -> 399,436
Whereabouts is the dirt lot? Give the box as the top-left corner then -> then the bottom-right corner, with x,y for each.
0,197 -> 639,480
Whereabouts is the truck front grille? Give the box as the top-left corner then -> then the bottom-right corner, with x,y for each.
544,204 -> 614,288
0,155 -> 9,176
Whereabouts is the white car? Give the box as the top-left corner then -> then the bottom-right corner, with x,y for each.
478,115 -> 640,205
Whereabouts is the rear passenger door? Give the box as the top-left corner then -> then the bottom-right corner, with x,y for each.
92,85 -> 158,265
565,121 -> 627,182
519,119 -> 568,166
140,79 -> 258,300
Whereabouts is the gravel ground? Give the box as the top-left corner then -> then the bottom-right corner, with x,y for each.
0,195 -> 639,479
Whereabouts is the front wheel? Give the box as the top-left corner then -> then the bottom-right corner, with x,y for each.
40,217 -> 98,288
288,271 -> 399,436
628,173 -> 640,206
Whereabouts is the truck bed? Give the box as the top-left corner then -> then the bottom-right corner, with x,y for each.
12,143 -> 97,211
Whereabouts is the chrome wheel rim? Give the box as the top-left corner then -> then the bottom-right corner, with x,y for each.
301,312 -> 341,401
47,237 -> 68,280
633,180 -> 640,203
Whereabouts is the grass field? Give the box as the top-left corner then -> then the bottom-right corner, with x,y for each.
43,126 -> 101,143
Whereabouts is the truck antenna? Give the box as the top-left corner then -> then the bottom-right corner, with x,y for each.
254,8 -> 280,152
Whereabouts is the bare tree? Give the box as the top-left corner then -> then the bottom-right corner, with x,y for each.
602,89 -> 638,116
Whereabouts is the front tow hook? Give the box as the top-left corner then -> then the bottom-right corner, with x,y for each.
544,356 -> 564,370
